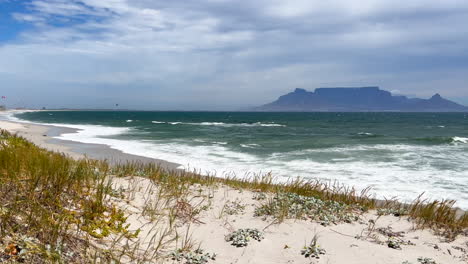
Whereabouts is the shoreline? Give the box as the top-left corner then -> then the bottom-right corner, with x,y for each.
0,118 -> 180,170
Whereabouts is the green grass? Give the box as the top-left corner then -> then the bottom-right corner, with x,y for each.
0,131 -> 135,262
0,130 -> 467,262
0,130 -> 103,262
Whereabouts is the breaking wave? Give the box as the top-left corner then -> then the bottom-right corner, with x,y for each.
414,136 -> 468,145
452,137 -> 468,144
151,121 -> 285,127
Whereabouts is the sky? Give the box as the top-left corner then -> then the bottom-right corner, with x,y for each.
0,0 -> 468,110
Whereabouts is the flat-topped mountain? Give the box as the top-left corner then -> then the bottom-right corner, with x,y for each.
256,87 -> 468,112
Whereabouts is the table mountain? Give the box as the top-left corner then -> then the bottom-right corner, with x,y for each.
256,87 -> 467,112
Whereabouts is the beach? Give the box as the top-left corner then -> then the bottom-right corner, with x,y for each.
0,118 -> 179,169
1,116 -> 467,263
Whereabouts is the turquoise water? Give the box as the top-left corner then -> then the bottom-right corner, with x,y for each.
12,111 -> 468,208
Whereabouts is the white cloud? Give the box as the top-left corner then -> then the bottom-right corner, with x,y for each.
265,0 -> 468,18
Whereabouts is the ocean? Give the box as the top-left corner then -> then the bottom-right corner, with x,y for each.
9,111 -> 468,209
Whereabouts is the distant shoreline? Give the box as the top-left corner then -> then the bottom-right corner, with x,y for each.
2,108 -> 468,113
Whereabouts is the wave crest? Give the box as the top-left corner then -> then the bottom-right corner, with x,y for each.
151,121 -> 285,127
452,137 -> 468,144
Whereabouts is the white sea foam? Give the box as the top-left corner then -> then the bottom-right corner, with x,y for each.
0,110 -> 37,122
4,114 -> 131,140
358,132 -> 374,136
257,123 -> 285,127
452,137 -> 468,144
198,122 -> 226,126
150,121 -> 285,127
240,143 -> 260,148
55,124 -> 131,140
126,120 -> 133,122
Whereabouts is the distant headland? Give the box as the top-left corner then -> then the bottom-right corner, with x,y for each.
255,87 -> 468,112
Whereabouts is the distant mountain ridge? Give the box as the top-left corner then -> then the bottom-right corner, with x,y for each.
256,87 -> 468,112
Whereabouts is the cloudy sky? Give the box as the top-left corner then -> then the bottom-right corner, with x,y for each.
1,0 -> 467,110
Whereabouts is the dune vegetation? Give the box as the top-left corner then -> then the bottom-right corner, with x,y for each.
0,129 -> 467,263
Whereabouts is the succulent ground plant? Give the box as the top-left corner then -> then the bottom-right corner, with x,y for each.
169,248 -> 216,264
225,228 -> 264,247
252,192 -> 267,201
387,237 -> 403,250
387,236 -> 415,250
301,236 -> 326,259
254,193 -> 359,225
377,207 -> 408,217
417,257 -> 437,264
401,257 -> 438,264
223,199 -> 246,215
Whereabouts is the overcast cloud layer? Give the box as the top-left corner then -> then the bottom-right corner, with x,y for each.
1,0 -> 468,109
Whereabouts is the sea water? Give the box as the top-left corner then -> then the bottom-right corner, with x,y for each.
10,111 -> 468,209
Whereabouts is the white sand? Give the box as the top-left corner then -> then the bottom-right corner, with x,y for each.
0,120 -> 26,131
106,176 -> 467,264
0,119 -> 83,159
